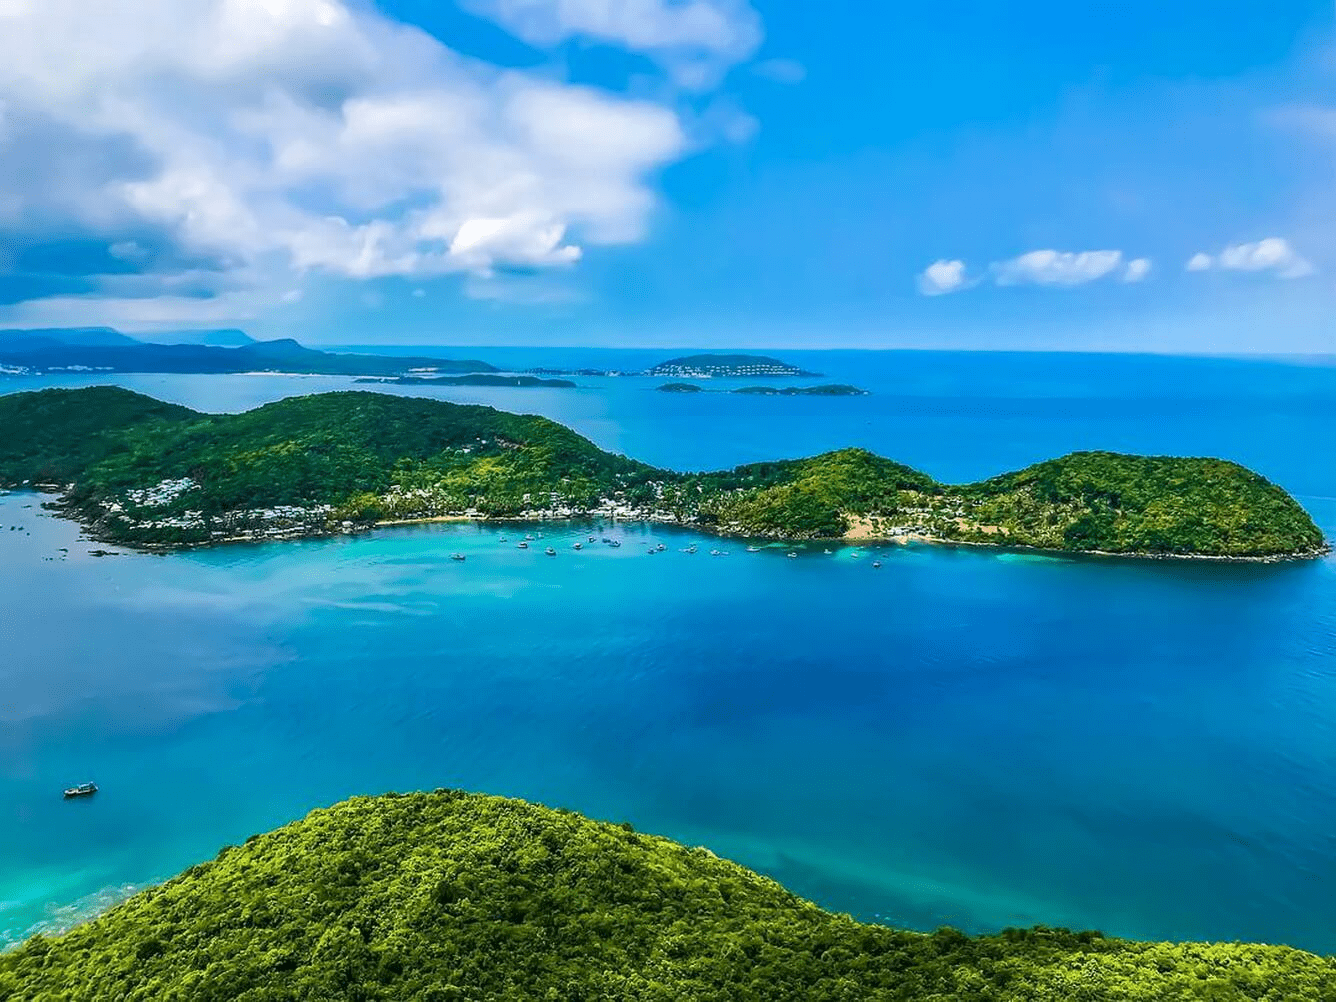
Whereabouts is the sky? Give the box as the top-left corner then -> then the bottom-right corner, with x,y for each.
0,0 -> 1333,351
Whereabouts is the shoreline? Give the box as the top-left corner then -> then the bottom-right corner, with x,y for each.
10,491 -> 1327,564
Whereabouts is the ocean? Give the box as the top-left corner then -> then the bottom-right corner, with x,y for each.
4,349 -> 1336,952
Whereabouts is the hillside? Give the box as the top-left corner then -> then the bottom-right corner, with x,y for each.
2,790 -> 1333,1001
0,387 -> 1323,557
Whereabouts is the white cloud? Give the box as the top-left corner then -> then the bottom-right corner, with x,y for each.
991,249 -> 1124,287
0,0 -> 705,318
919,249 -> 1155,295
917,259 -> 969,296
280,288 -> 303,303
411,287 -> 426,298
752,58 -> 805,84
1186,238 -> 1314,279
462,0 -> 762,87
1122,257 -> 1152,283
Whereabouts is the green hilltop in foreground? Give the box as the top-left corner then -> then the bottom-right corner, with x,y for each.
0,386 -> 1325,558
2,791 -> 1334,1001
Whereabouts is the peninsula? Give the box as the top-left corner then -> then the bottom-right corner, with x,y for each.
0,327 -> 496,377
2,791 -> 1333,1000
0,387 -> 1324,558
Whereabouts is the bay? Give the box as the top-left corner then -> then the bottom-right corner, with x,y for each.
4,349 -> 1336,952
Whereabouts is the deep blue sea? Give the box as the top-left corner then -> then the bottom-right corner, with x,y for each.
5,349 -> 1336,952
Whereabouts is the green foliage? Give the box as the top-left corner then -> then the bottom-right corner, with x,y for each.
963,452 -> 1326,557
0,388 -> 1323,557
2,791 -> 1333,1001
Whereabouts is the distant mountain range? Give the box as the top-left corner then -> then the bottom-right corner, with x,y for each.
0,328 -> 497,377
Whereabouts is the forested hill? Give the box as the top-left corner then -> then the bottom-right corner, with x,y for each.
2,791 -> 1333,1001
0,386 -> 1324,558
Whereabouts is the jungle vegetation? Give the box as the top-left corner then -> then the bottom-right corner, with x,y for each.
2,791 -> 1333,1001
0,387 -> 1323,557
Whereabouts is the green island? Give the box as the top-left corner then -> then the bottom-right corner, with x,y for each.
655,381 -> 705,393
732,384 -> 870,396
0,386 -> 1324,558
2,790 -> 1333,1000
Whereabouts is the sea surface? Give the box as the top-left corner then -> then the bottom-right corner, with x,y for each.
5,349 -> 1336,952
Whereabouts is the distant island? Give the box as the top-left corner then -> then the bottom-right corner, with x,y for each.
644,353 -> 821,378
656,382 -> 704,393
656,382 -> 869,396
355,375 -> 576,388
0,387 -> 1324,559
0,327 -> 496,377
733,384 -> 868,396
5,790 -> 1333,1000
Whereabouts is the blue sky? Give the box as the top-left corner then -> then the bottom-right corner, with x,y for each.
0,0 -> 1332,351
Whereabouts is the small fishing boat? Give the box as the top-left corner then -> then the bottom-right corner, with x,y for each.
872,561 -> 882,569
525,533 -> 534,540
545,547 -> 556,556
451,553 -> 466,562
824,549 -> 833,555
499,536 -> 508,543
746,545 -> 761,552
609,539 -> 621,548
588,535 -> 596,542
656,543 -> 666,552
573,542 -> 583,550
63,782 -> 97,799
517,541 -> 529,549
787,551 -> 798,559
710,549 -> 723,556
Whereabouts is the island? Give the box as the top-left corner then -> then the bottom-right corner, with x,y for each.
0,387 -> 1324,559
732,384 -> 869,396
643,353 -> 821,378
354,375 -> 577,388
0,327 -> 496,377
656,382 -> 704,393
3,790 -> 1333,1000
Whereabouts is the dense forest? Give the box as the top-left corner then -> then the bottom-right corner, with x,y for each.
0,387 -> 1323,557
2,791 -> 1333,1001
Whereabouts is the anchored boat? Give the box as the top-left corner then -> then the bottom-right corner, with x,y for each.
63,782 -> 97,799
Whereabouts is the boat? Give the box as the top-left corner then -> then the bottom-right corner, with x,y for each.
656,543 -> 666,551
588,535 -> 596,542
824,549 -> 833,554
451,553 -> 466,562
499,536 -> 508,543
872,561 -> 882,569
609,539 -> 621,548
746,545 -> 761,553
710,549 -> 722,556
63,782 -> 97,799
573,542 -> 583,550
525,533 -> 534,540
517,541 -> 529,549
787,552 -> 798,559
545,547 -> 556,556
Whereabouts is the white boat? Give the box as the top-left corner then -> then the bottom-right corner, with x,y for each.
545,547 -> 556,556
517,541 -> 529,549
451,553 -> 466,562
746,545 -> 761,552
787,552 -> 798,559
573,542 -> 583,550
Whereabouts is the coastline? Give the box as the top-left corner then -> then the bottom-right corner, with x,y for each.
40,497 -> 1323,564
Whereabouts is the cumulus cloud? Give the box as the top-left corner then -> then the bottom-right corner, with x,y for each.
462,0 -> 762,87
991,249 -> 1125,287
917,259 -> 969,296
918,249 -> 1157,295
0,0 -> 712,323
1185,238 -> 1314,279
1122,257 -> 1152,283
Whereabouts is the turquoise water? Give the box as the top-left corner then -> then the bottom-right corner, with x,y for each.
6,350 -> 1336,951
